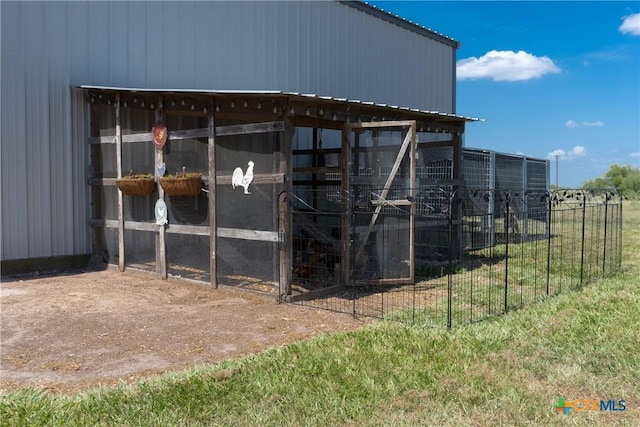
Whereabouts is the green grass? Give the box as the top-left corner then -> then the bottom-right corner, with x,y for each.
2,202 -> 638,426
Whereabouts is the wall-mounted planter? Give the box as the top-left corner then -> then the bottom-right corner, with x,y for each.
159,173 -> 202,196
115,175 -> 155,195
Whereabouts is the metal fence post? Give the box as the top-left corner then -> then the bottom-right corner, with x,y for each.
546,192 -> 552,296
580,192 -> 587,286
602,193 -> 608,276
504,192 -> 510,313
349,193 -> 357,318
447,192 -> 454,329
619,192 -> 623,270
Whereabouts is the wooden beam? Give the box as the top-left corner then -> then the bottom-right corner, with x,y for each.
312,127 -> 318,211
370,199 -> 413,206
372,130 -> 380,178
91,122 -> 286,146
156,99 -> 167,279
90,173 -> 286,187
285,118 -> 293,297
167,224 -> 210,235
115,94 -> 125,272
89,128 -> 209,145
354,131 -> 360,179
348,120 -> 416,129
171,128 -> 209,140
216,173 -> 285,185
91,219 -> 210,236
88,135 -> 116,144
409,121 -> 416,283
279,192 -> 289,299
215,121 -> 285,137
279,117 -> 294,300
217,227 -> 282,242
353,122 -> 415,266
88,126 -> 457,147
122,132 -> 153,143
208,111 -> 217,287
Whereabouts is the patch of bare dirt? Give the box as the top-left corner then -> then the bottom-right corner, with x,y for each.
0,267 -> 370,394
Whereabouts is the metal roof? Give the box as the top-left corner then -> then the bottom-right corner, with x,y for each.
79,86 -> 481,125
342,1 -> 460,48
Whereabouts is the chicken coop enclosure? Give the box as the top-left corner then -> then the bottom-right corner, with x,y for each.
84,87 -> 623,329
85,87 -> 479,296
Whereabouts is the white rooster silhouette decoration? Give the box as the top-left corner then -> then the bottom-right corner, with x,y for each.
232,161 -> 255,194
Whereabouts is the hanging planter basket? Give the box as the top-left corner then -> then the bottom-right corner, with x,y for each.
159,173 -> 203,196
115,174 -> 156,196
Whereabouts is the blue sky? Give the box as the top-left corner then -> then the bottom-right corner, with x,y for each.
369,1 -> 640,187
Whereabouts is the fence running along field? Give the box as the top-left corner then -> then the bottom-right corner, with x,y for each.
283,188 -> 622,328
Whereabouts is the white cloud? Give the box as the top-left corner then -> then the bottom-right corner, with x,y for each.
585,45 -> 636,62
619,13 -> 640,35
547,146 -> 586,160
456,50 -> 561,81
565,119 -> 605,128
631,152 -> 640,158
571,146 -> 586,157
547,149 -> 566,159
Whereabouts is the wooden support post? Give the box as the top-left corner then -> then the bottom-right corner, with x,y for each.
279,118 -> 293,299
208,109 -> 217,287
372,130 -> 379,178
341,125 -> 351,285
279,192 -> 290,299
115,94 -> 125,272
155,99 -> 167,279
354,131 -> 360,174
312,127 -> 318,210
409,122 -> 416,283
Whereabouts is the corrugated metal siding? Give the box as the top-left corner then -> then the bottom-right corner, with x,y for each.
64,1 -> 455,110
70,89 -> 90,255
2,2 -> 29,260
1,3 -> 20,259
1,0 -> 456,261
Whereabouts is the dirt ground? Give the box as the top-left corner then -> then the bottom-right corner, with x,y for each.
0,267 -> 371,394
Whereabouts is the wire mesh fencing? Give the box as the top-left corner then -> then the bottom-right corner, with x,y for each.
282,188 -> 623,328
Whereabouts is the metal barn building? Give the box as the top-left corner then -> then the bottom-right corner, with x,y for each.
0,0 -> 468,274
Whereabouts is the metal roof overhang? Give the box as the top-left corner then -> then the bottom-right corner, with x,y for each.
79,86 -> 481,133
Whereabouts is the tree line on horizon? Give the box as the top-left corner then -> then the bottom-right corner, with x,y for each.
581,163 -> 640,199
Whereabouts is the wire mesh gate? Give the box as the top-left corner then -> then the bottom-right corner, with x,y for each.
282,188 -> 623,328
